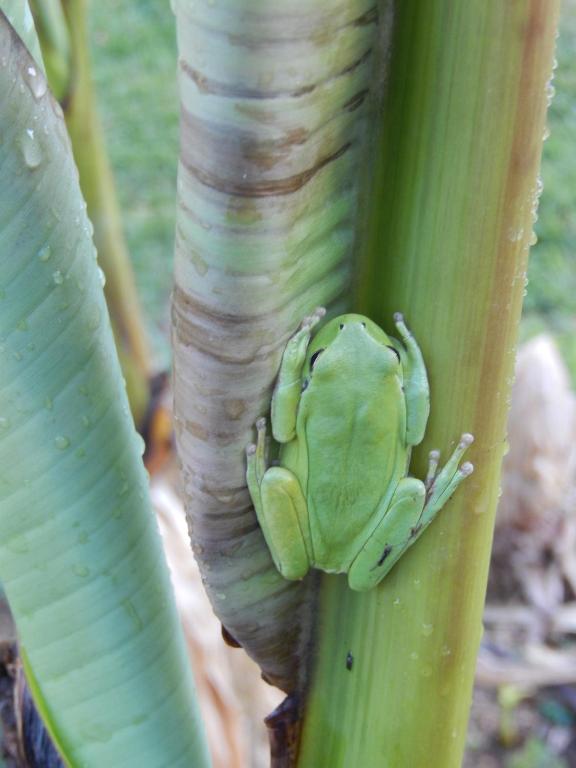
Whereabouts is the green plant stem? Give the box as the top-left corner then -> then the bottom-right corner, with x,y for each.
45,0 -> 151,426
297,2 -> 559,765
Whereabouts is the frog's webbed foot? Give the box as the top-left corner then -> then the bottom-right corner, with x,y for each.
290,307 -> 326,348
421,433 -> 474,525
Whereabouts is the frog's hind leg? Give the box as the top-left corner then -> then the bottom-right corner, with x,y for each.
348,478 -> 426,591
246,418 -> 310,581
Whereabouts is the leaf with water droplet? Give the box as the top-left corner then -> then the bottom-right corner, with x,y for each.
20,127 -> 42,169
37,244 -> 51,262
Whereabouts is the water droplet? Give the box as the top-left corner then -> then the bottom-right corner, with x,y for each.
75,448 -> 86,459
422,623 -> 434,637
135,433 -> 146,456
44,397 -> 53,410
52,270 -> 64,285
97,267 -> 106,287
20,128 -> 42,169
413,578 -> 421,589
54,435 -> 70,450
24,65 -> 47,99
542,124 -> 550,141
117,482 -> 129,497
72,564 -> 90,578
37,244 -> 51,262
507,226 -> 524,243
441,645 -> 452,657
410,651 -> 419,661
545,81 -> 556,106
16,318 -> 28,331
0,417 -> 10,430
13,351 -> 22,361
82,414 -> 91,428
393,597 -> 401,607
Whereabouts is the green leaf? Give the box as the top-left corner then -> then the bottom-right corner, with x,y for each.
0,15 -> 210,767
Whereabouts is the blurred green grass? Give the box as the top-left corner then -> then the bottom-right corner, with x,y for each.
88,1 -> 576,375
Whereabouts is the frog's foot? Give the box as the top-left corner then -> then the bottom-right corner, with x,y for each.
246,416 -> 269,487
280,308 -> 326,376
425,449 -> 441,491
302,306 -> 326,331
421,433 -> 474,525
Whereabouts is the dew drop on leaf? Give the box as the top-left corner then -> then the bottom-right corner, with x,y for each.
20,128 -> 42,169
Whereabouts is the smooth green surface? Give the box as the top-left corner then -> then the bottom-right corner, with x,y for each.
0,18 -> 209,767
299,1 -> 559,765
247,312 -> 472,590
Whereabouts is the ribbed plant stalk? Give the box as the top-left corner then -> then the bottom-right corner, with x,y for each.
0,16 -> 209,766
31,0 -> 151,426
297,2 -> 560,766
171,0 -> 378,694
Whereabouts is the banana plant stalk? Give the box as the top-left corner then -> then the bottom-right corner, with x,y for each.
297,2 -> 560,765
171,0 -> 378,694
0,15 -> 209,766
31,0 -> 152,426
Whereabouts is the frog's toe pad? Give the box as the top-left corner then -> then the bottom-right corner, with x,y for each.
460,461 -> 474,477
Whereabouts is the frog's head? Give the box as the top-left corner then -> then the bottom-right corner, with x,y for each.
304,314 -> 402,378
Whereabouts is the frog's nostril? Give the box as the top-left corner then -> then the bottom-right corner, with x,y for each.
339,323 -> 344,330
361,322 -> 366,328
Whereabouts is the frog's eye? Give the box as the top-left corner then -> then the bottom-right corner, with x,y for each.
310,349 -> 324,370
387,345 -> 401,363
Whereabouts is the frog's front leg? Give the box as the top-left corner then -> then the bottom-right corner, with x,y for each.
246,418 -> 311,580
393,313 -> 430,447
348,478 -> 426,591
272,308 -> 325,442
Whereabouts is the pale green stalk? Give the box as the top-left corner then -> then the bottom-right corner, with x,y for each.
172,0 -> 378,692
298,2 -> 560,765
0,16 -> 209,766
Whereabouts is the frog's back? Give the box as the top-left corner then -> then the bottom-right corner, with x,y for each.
294,349 -> 407,572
